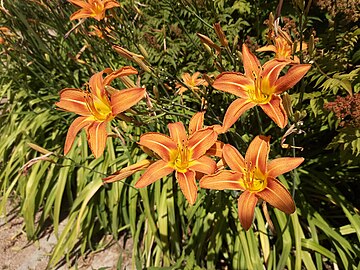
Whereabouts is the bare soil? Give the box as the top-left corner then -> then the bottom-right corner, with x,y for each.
0,201 -> 133,270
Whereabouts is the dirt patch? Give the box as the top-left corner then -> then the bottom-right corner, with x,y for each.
0,202 -> 133,269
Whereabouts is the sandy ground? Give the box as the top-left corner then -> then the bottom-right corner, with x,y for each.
0,202 -> 133,270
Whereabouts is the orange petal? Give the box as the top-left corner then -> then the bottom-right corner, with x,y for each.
262,59 -> 288,88
245,135 -> 270,173
64,116 -> 93,155
205,140 -> 224,157
135,160 -> 174,188
69,9 -> 93,20
238,191 -> 258,231
256,45 -> 277,53
138,133 -> 177,161
223,144 -> 245,172
68,0 -> 89,8
103,159 -> 151,183
258,177 -> 295,214
274,64 -> 311,94
221,98 -> 255,133
56,88 -> 90,116
189,155 -> 216,175
104,0 -> 121,9
176,170 -> 197,205
111,87 -> 145,115
189,111 -> 205,135
260,95 -> 287,128
168,122 -> 187,145
103,66 -> 138,86
242,44 -> 261,81
86,121 -> 108,158
267,157 -> 304,178
188,127 -> 217,159
212,72 -> 251,99
200,171 -> 244,190
89,70 -> 107,100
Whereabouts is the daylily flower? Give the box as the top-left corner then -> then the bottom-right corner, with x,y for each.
257,30 -> 307,63
175,72 -> 208,95
212,44 -> 311,131
68,0 -> 120,21
135,114 -> 218,205
56,66 -> 145,158
200,135 -> 304,230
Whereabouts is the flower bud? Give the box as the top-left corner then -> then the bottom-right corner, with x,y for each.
213,22 -> 228,47
133,55 -> 151,73
196,33 -> 221,54
138,44 -> 149,58
282,93 -> 294,118
308,34 -> 315,56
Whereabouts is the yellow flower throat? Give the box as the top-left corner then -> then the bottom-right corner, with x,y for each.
85,93 -> 112,121
169,141 -> 193,173
248,70 -> 273,104
242,162 -> 267,192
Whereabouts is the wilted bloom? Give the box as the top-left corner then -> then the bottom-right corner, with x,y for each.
257,30 -> 307,63
175,72 -> 208,95
213,44 -> 311,131
200,135 -> 303,230
56,66 -> 145,158
135,113 -> 218,204
68,0 -> 120,21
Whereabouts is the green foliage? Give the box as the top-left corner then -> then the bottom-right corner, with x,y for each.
0,0 -> 359,269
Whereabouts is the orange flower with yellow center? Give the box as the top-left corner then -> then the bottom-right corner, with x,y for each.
68,0 -> 120,21
175,72 -> 208,95
200,135 -> 304,230
135,114 -> 218,205
56,66 -> 145,158
212,44 -> 311,131
257,31 -> 307,64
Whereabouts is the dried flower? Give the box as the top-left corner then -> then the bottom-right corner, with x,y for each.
324,93 -> 360,127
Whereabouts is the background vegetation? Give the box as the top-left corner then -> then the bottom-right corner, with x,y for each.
0,0 -> 359,269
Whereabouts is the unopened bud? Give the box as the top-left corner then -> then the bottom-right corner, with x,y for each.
308,34 -> 315,56
232,35 -> 239,52
282,93 -> 294,118
153,85 -> 159,101
133,55 -> 151,73
213,22 -> 228,47
268,12 -> 274,29
113,45 -> 144,61
119,76 -> 136,88
202,43 -> 213,55
202,73 -> 214,86
138,44 -> 149,58
236,50 -> 243,63
196,33 -> 221,53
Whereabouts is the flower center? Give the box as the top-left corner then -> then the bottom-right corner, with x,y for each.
92,1 -> 104,16
242,166 -> 267,192
248,71 -> 273,104
169,141 -> 192,173
85,93 -> 112,121
275,38 -> 292,60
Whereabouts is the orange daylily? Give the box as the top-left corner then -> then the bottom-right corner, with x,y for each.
175,72 -> 208,95
68,0 -> 120,21
200,135 -> 304,230
257,30 -> 307,63
212,44 -> 311,131
56,66 -> 145,158
135,114 -> 218,205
